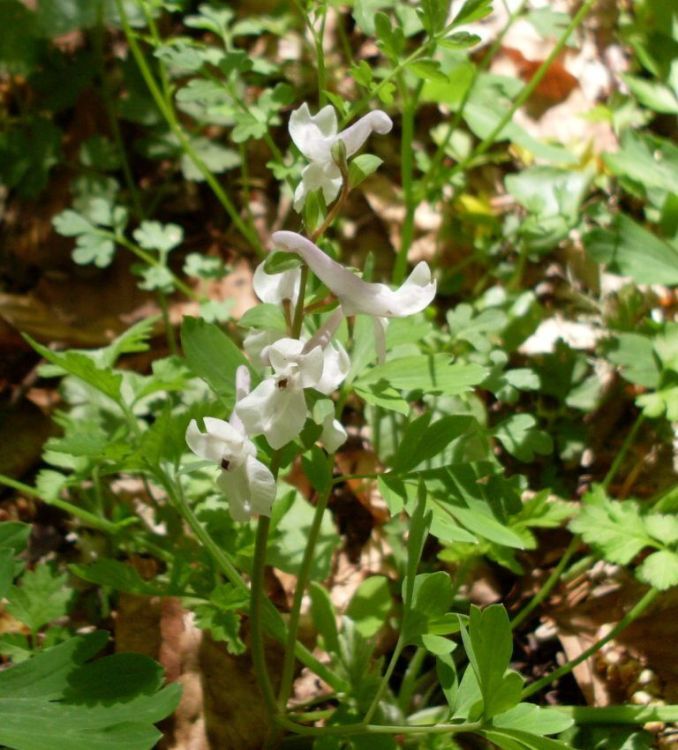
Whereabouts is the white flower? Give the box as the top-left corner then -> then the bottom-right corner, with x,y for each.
270,230 -> 436,361
235,336 -> 349,449
289,103 -> 393,211
253,263 -> 301,307
314,399 -> 347,453
185,368 -> 275,522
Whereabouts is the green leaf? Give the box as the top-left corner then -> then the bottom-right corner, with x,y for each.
354,383 -> 410,415
622,75 -> 678,114
357,354 -> 488,396
263,250 -> 303,275
309,582 -> 340,656
433,466 -> 526,549
461,604 -> 523,719
569,486 -> 654,565
439,31 -> 481,49
133,221 -> 183,254
447,303 -> 507,352
24,335 -> 123,403
603,131 -> 678,194
643,513 -> 678,546
183,253 -> 227,280
492,703 -> 574,736
493,414 -> 553,462
484,729 -> 572,750
449,0 -> 493,27
0,549 -> 15,600
391,414 -> 477,473
605,333 -> 661,389
0,522 -> 31,554
72,233 -> 116,268
409,59 -> 448,82
403,570 -> 453,642
238,304 -> 287,331
137,265 -> 175,293
70,560 -> 176,596
346,576 -> 392,638
0,631 -> 181,750
416,0 -> 447,35
53,210 -> 94,237
301,446 -> 333,495
181,138 -> 240,181
348,153 -> 383,188
637,384 -> 678,421
636,550 -> 678,591
180,317 -> 251,404
403,481 -> 432,608
193,606 -> 245,654
585,214 -> 678,285
6,565 -> 71,634
79,136 -> 121,171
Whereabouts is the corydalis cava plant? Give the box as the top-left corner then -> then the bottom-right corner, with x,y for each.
290,103 -> 393,211
184,103 -> 435,521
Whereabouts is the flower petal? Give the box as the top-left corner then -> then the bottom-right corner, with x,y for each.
316,340 -> 350,394
338,110 -> 393,157
270,231 -> 436,318
298,345 -> 324,388
320,417 -> 347,453
253,264 -> 301,306
266,338 -> 305,373
185,417 -> 244,463
234,378 -> 277,437
295,162 -> 342,212
289,103 -> 337,161
265,389 -> 308,448
373,316 -> 387,365
235,379 -> 309,449
244,455 -> 276,516
217,466 -> 252,522
244,329 -> 285,367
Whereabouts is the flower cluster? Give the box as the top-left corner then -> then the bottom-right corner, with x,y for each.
186,103 -> 436,521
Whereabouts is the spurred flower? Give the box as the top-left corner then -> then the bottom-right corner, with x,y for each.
289,103 -> 393,211
270,230 -> 436,360
185,368 -> 275,522
235,336 -> 349,449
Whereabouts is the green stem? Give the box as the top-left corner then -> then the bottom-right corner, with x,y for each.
278,483 -> 333,708
602,413 -> 645,492
166,471 -> 345,691
448,0 -> 597,180
521,588 -> 660,699
392,78 -> 422,284
114,0 -> 264,256
275,714 -> 480,737
251,515 -> 279,718
511,536 -> 579,630
557,704 -> 678,724
0,473 -> 127,535
291,266 -> 309,339
157,292 -> 177,354
397,645 -> 427,713
363,637 -> 405,725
